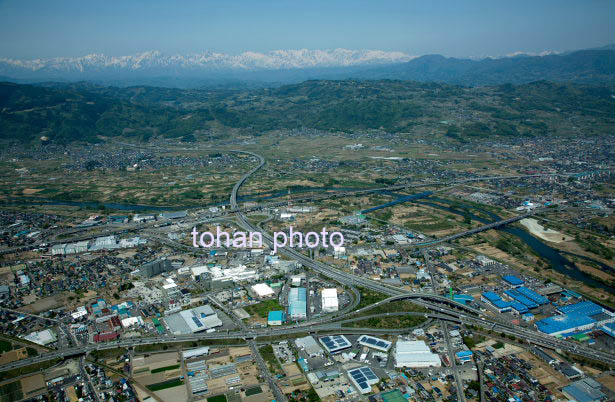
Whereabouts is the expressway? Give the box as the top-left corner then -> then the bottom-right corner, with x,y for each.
227,150 -> 615,368
2,146 -> 613,383
0,312 -> 455,373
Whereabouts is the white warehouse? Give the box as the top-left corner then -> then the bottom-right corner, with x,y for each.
321,288 -> 339,312
394,340 -> 441,368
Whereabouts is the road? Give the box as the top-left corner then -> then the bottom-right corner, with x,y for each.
80,356 -> 102,402
226,150 -> 615,368
411,210 -> 539,247
208,295 -> 288,402
2,146 -> 613,386
423,249 -> 466,402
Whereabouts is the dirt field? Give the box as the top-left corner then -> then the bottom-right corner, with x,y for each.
280,362 -> 310,393
155,385 -> 188,402
20,374 -> 46,397
0,347 -> 28,365
597,375 -> 615,392
22,188 -> 43,195
66,386 -> 79,402
21,296 -> 59,313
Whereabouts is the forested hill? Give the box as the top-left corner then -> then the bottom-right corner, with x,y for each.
358,49 -> 615,86
1,79 -> 614,144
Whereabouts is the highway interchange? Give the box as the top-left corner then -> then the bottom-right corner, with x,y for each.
1,146 -> 613,402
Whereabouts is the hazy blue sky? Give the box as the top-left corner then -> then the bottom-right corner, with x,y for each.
1,0 -> 613,59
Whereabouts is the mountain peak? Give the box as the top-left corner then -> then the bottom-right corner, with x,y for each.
0,49 -> 414,78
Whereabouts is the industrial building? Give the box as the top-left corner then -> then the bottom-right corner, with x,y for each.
504,286 -> 549,308
394,340 -> 441,368
295,336 -> 324,357
190,264 -> 258,289
319,335 -> 352,354
536,301 -> 615,337
347,367 -> 379,394
251,283 -> 275,298
562,378 -> 606,402
481,291 -> 529,314
120,316 -> 144,329
164,305 -> 222,335
321,288 -> 339,312
267,311 -> 286,326
22,329 -> 57,346
159,211 -> 187,220
182,347 -> 210,360
289,287 -> 307,319
502,275 -> 524,288
357,335 -> 392,352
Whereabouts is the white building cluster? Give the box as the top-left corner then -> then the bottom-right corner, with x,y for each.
50,235 -> 146,255
190,264 -> 258,284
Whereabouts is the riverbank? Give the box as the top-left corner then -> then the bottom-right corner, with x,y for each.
520,218 -> 573,244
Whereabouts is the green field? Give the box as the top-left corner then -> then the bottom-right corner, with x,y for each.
0,340 -> 12,353
0,381 -> 23,402
342,315 -> 426,329
207,395 -> 228,402
146,379 -> 184,391
151,364 -> 180,374
258,344 -> 283,375
244,299 -> 283,318
245,386 -> 262,397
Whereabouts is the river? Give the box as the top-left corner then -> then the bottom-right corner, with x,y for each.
414,197 -> 614,294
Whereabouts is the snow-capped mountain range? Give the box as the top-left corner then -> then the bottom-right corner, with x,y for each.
0,49 -> 414,76
2,45 -> 612,87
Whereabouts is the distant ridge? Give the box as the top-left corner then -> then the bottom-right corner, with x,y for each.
1,45 -> 614,87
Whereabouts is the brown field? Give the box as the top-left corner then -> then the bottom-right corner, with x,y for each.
0,347 -> 28,365
20,374 -> 46,397
21,296 -> 60,313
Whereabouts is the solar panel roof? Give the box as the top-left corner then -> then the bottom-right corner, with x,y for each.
358,335 -> 392,351
348,366 -> 378,393
319,335 -> 351,352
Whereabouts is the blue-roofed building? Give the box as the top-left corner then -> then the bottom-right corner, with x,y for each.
536,314 -> 597,336
482,292 -> 513,312
509,301 -> 529,314
562,378 -> 606,402
491,300 -> 512,313
516,286 -> 549,305
288,287 -> 307,319
453,294 -> 474,305
522,313 -> 534,322
557,301 -> 603,316
566,289 -> 582,299
502,275 -> 524,288
601,322 -> 615,338
268,311 -> 286,326
456,350 -> 473,363
504,289 -> 538,309
537,300 -> 615,337
481,292 -> 500,302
